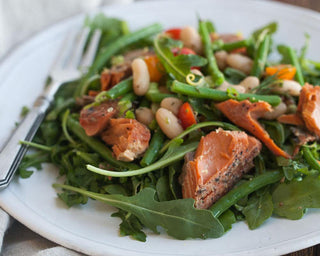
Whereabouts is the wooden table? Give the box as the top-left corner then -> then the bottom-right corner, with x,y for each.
273,1 -> 320,255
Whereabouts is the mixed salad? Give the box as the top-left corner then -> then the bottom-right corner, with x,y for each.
20,14 -> 320,241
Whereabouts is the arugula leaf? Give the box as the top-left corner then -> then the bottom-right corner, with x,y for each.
277,45 -> 291,64
154,36 -> 207,82
272,175 -> 320,220
242,187 -> 273,229
53,185 -> 225,239
103,184 -> 128,196
224,67 -> 246,84
218,210 -> 236,232
18,151 -> 50,178
188,98 -> 219,121
111,210 -> 147,242
168,163 -> 182,200
40,121 -> 60,146
252,22 -> 278,41
156,175 -> 174,202
260,120 -> 285,147
58,191 -> 88,207
84,13 -> 127,48
20,106 -> 29,117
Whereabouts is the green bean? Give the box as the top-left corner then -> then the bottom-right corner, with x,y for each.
210,170 -> 283,217
67,116 -> 138,170
222,39 -> 250,52
145,92 -> 176,103
95,77 -> 133,103
140,129 -> 165,167
159,121 -> 239,155
88,23 -> 162,76
287,46 -> 305,85
171,80 -> 281,106
251,34 -> 271,78
199,20 -> 224,86
302,147 -> 320,171
118,92 -> 137,116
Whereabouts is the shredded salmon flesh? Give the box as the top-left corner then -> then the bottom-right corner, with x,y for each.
298,84 -> 320,137
277,114 -> 304,126
79,101 -> 118,136
101,118 -> 151,162
179,129 -> 261,209
216,99 -> 291,158
277,84 -> 320,138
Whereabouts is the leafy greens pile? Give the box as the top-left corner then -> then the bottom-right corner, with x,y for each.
19,14 -> 320,241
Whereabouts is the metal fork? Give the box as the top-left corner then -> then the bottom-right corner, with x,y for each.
0,28 -> 102,188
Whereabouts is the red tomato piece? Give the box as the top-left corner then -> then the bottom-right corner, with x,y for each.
178,102 -> 197,129
179,47 -> 196,55
165,28 -> 182,40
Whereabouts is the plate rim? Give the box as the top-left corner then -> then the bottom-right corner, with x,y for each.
1,0 -> 320,255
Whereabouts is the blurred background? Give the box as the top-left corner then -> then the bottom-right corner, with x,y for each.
1,0 -> 319,60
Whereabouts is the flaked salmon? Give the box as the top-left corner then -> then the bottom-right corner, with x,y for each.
79,101 -> 118,136
179,129 -> 261,209
278,84 -> 320,138
101,118 -> 151,162
297,84 -> 320,137
101,49 -> 153,91
277,114 -> 304,126
216,99 -> 291,159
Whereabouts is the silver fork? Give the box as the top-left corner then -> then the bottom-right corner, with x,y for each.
0,28 -> 102,188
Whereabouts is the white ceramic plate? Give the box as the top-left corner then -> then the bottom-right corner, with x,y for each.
1,1 -> 320,255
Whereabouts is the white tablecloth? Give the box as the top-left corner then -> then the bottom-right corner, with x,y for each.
0,0 -> 132,255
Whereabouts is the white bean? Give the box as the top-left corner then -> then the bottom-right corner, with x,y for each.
160,97 -> 183,116
191,68 -> 204,76
180,26 -> 203,54
214,50 -> 228,70
240,76 -> 260,92
272,80 -> 302,96
226,54 -> 253,75
135,107 -> 154,126
217,81 -> 246,94
156,108 -> 184,139
263,102 -> 287,120
132,58 -> 150,96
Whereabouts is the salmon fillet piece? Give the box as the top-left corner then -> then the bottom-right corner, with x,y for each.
179,129 -> 262,209
101,118 -> 151,162
216,99 -> 291,159
79,101 -> 118,136
277,84 -> 320,138
297,84 -> 320,137
100,49 -> 153,91
100,62 -> 132,91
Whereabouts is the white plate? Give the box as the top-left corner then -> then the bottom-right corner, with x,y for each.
1,0 -> 320,255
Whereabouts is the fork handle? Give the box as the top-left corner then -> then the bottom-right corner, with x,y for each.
0,95 -> 52,188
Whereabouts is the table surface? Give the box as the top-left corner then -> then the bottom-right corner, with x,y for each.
275,0 -> 319,254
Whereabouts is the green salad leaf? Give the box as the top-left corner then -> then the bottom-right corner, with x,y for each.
154,36 -> 207,82
53,185 -> 225,239
242,187 -> 273,229
272,175 -> 320,220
